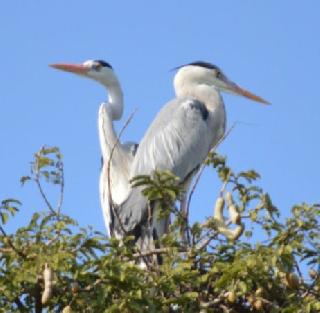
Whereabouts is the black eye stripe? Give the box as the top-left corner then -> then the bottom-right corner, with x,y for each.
94,60 -> 113,69
188,61 -> 219,70
173,61 -> 221,72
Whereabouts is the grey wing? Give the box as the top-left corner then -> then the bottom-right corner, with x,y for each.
115,98 -> 215,234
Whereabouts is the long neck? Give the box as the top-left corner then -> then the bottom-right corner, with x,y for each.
175,82 -> 223,112
104,80 -> 124,121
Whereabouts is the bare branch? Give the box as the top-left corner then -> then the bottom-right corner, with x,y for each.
132,247 -> 186,259
0,226 -> 26,258
35,176 -> 57,217
56,160 -> 64,215
106,109 -> 137,236
100,110 -> 153,268
83,278 -> 103,292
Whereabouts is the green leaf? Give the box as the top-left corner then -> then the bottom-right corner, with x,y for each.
184,291 -> 198,299
0,212 -> 9,225
20,175 -> 31,185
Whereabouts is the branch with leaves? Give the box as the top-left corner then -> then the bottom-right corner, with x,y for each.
0,147 -> 319,312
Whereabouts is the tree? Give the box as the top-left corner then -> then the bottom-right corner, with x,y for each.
0,146 -> 319,312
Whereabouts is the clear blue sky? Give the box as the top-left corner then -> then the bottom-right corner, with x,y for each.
1,1 -> 319,234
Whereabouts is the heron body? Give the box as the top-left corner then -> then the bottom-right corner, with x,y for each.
50,59 -> 268,248
50,60 -> 137,236
114,61 -> 268,247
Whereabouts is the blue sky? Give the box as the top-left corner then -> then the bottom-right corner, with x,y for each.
1,1 -> 319,234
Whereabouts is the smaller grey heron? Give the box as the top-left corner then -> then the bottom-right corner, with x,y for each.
50,60 -> 138,237
114,61 -> 269,250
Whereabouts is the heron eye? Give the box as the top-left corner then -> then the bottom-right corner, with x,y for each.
216,71 -> 222,79
92,63 -> 102,71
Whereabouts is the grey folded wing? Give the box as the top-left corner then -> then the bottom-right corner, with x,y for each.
113,97 -> 216,236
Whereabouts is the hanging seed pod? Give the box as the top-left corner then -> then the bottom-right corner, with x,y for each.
255,287 -> 263,297
247,294 -> 255,305
285,273 -> 300,289
213,195 -> 244,241
231,224 -> 244,240
62,305 -> 72,313
214,197 -> 225,222
253,298 -> 263,310
225,291 -> 236,303
309,269 -> 317,279
226,192 -> 241,225
41,263 -> 53,305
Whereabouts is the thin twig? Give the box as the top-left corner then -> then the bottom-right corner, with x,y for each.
56,161 -> 64,215
294,260 -> 303,279
132,247 -> 186,258
83,278 -> 103,292
220,304 -> 231,313
35,176 -> 57,216
106,109 -> 137,236
45,233 -> 60,246
199,294 -> 225,309
197,231 -> 220,251
101,110 -> 153,268
0,226 -> 26,258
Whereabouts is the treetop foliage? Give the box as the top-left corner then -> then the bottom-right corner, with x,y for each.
0,147 -> 319,312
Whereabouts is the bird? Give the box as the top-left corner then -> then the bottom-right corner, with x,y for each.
50,59 -> 138,237
114,61 -> 269,250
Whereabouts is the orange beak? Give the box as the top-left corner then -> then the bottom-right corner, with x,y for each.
229,82 -> 270,104
49,63 -> 90,75
221,75 -> 270,104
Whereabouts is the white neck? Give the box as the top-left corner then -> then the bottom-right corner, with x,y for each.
98,75 -> 124,121
175,81 -> 223,112
107,82 -> 124,120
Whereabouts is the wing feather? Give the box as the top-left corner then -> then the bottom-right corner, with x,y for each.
115,97 -> 219,234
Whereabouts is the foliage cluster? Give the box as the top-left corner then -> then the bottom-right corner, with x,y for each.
0,147 -> 319,312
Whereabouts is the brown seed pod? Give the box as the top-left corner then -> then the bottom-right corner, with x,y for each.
246,294 -> 255,305
226,291 -> 236,303
226,192 -> 241,225
309,269 -> 317,279
285,273 -> 300,289
62,305 -> 72,313
229,204 -> 241,224
214,197 -> 225,222
41,264 -> 53,305
255,287 -> 263,297
253,298 -> 263,310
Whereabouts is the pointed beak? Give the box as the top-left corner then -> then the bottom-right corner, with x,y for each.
223,79 -> 270,105
49,63 -> 90,75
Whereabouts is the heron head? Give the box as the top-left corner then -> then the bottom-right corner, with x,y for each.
174,61 -> 269,104
50,59 -> 118,87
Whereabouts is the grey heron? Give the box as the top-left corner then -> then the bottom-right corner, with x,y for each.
115,61 -> 269,249
50,60 -> 138,237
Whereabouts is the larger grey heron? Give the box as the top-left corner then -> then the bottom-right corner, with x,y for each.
50,60 -> 138,237
115,61 -> 268,248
